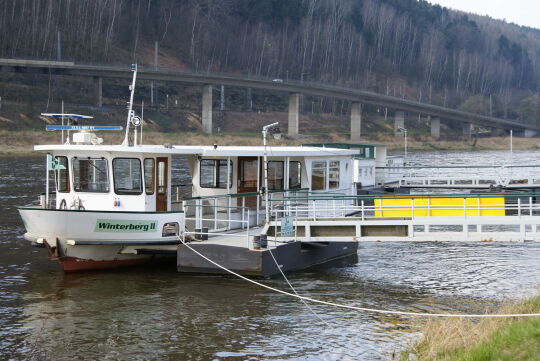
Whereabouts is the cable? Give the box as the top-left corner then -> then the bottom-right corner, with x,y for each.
178,235 -> 540,318
267,246 -> 330,326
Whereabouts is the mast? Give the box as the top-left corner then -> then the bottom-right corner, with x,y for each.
122,64 -> 138,146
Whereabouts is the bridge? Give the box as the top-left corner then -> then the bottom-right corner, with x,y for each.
0,58 -> 537,139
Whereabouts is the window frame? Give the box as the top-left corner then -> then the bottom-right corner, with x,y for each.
144,158 -> 155,195
311,161 -> 328,191
329,160 -> 340,189
112,157 -> 143,195
55,156 -> 70,193
71,157 -> 110,193
199,159 -> 233,189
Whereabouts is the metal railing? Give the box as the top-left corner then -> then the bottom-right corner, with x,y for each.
267,193 -> 540,241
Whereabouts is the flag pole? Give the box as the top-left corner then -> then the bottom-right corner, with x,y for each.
45,154 -> 50,208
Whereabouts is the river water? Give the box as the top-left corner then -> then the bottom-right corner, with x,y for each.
1,150 -> 540,360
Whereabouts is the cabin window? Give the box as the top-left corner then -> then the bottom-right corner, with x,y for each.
113,158 -> 143,195
329,161 -> 340,189
200,159 -> 232,189
267,161 -> 284,190
55,156 -> 70,193
289,161 -> 302,189
144,158 -> 155,195
311,161 -> 327,191
72,158 -> 109,193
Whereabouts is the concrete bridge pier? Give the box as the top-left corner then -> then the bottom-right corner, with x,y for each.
430,117 -> 440,139
288,93 -> 300,138
394,111 -> 405,135
462,122 -> 472,137
350,102 -> 362,141
94,76 -> 102,107
202,84 -> 213,134
525,129 -> 538,138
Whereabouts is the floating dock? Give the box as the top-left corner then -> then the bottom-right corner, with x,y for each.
177,229 -> 358,276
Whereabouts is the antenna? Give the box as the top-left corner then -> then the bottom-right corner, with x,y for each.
140,100 -> 144,145
122,64 -> 138,146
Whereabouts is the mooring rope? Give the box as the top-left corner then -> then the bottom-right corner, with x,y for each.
178,236 -> 540,318
267,246 -> 330,325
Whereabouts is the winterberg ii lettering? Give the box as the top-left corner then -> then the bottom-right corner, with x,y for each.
94,219 -> 158,233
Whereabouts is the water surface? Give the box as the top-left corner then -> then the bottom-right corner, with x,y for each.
1,150 -> 540,360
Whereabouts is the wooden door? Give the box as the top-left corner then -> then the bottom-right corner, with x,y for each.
156,157 -> 168,211
237,157 -> 259,207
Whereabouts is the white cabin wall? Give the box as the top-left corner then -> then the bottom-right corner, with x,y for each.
52,151 -> 170,212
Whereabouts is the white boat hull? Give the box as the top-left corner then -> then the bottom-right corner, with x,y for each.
18,207 -> 184,272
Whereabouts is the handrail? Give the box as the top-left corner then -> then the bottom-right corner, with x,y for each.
279,192 -> 540,201
181,187 -> 309,201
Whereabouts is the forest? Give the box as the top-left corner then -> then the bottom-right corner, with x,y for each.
1,0 -> 540,125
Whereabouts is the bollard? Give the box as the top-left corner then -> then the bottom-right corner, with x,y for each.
195,227 -> 209,241
259,234 -> 268,249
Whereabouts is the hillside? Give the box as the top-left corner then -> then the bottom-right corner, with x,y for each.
1,0 -> 540,132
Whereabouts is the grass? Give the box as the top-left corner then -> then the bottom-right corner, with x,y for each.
404,295 -> 540,361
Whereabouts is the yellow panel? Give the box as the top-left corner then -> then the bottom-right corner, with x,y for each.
374,197 -> 506,217
479,197 -> 506,216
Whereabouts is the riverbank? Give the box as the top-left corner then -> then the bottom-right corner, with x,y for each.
403,295 -> 540,361
1,129 -> 539,155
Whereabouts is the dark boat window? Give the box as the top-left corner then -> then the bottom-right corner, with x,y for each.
113,158 -> 143,195
144,158 -> 155,195
267,161 -> 284,190
72,158 -> 110,193
55,156 -> 70,193
289,161 -> 302,189
200,159 -> 232,189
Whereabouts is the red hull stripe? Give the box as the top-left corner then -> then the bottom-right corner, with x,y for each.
59,257 -> 153,272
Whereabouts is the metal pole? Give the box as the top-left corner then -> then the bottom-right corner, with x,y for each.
262,122 -> 279,224
263,128 -> 269,224
45,155 -> 49,208
61,100 -> 65,144
404,129 -> 408,166
122,64 -> 138,146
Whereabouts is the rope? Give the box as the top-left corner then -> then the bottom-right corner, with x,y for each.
267,246 -> 330,326
178,236 -> 540,318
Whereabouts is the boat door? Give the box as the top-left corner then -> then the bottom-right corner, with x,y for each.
238,157 -> 259,207
156,157 -> 168,211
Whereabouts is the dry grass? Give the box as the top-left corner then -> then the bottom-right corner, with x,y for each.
405,295 -> 540,361
0,129 -> 539,155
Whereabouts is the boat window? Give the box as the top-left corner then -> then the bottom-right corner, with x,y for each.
329,161 -> 340,189
55,156 -> 70,193
200,159 -> 233,189
113,158 -> 143,195
289,161 -> 302,189
311,161 -> 327,191
267,161 -> 284,190
72,158 -> 109,193
144,158 -> 155,195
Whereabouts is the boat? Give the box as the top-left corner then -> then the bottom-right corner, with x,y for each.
18,64 -> 395,273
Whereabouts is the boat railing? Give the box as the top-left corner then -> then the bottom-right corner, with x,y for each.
397,176 -> 540,188
273,192 -> 540,220
38,192 -> 57,209
181,188 -> 311,233
267,192 -> 540,241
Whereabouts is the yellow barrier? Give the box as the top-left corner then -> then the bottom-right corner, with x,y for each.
374,197 -> 506,217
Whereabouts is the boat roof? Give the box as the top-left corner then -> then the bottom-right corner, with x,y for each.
34,144 -> 360,157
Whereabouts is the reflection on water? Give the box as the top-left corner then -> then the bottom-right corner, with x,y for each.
1,151 -> 540,360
